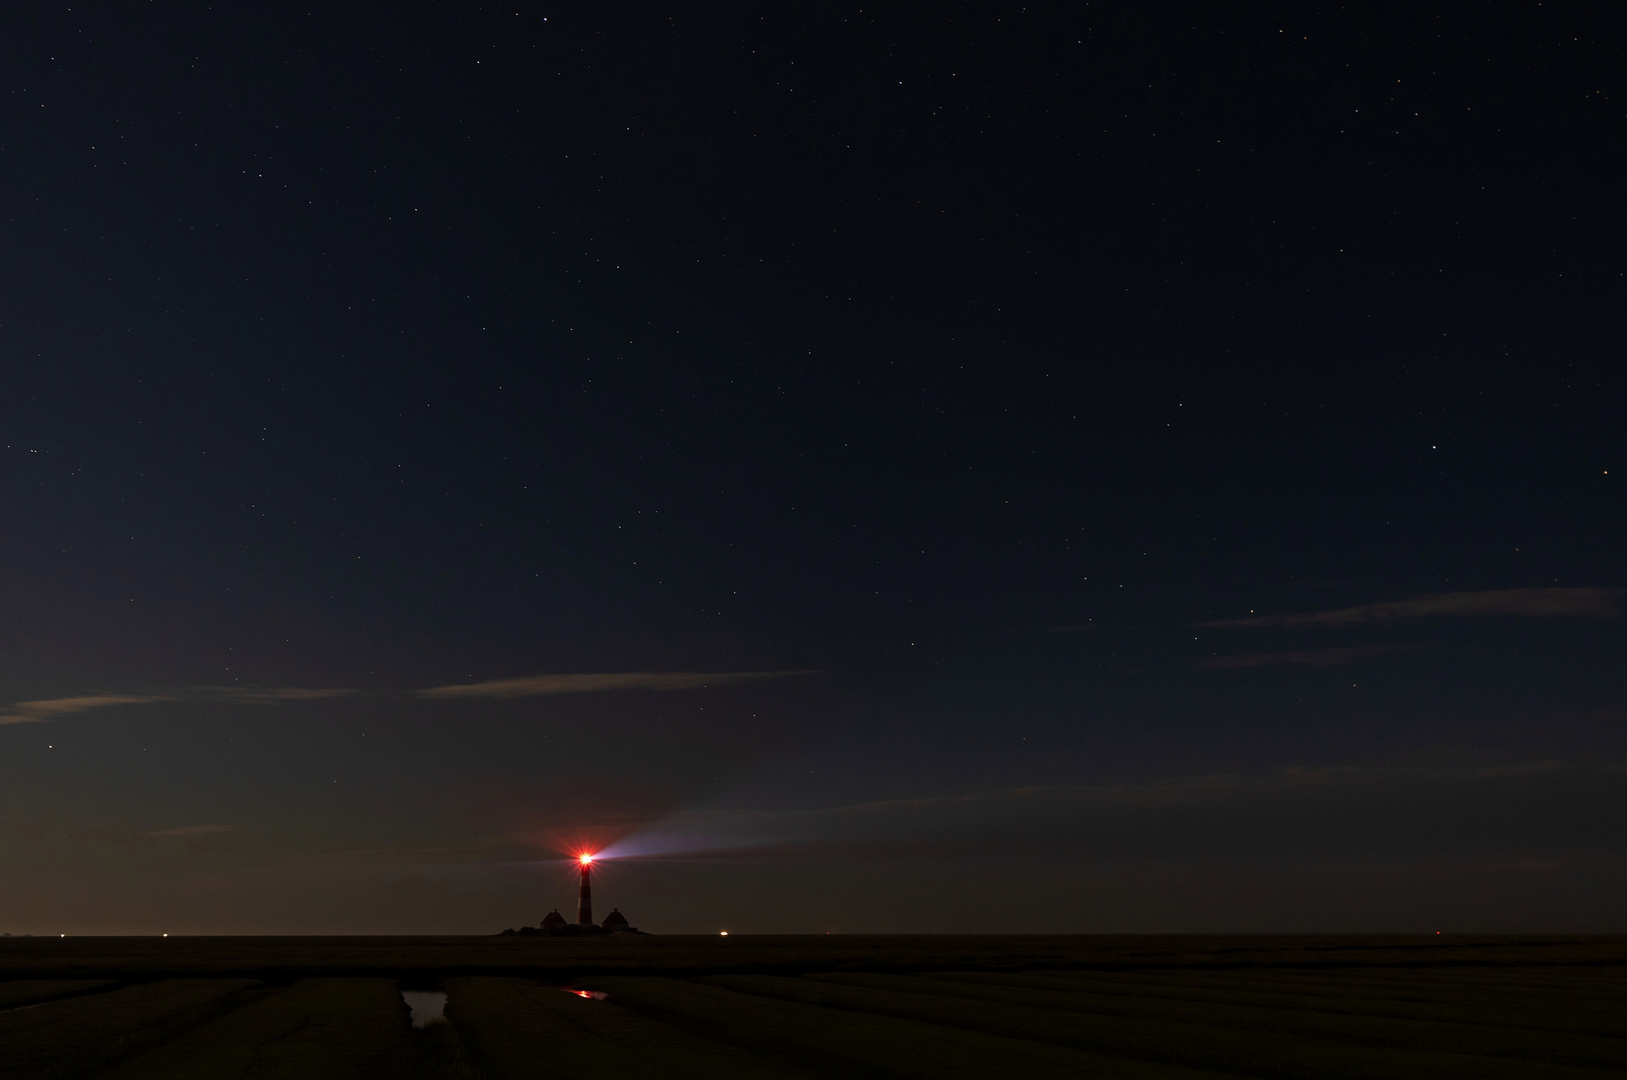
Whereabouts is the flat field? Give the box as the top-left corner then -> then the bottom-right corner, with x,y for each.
2,935 -> 1624,1078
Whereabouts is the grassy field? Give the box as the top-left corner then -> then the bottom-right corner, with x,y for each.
0,978 -> 260,1080
0,978 -> 116,1009
1,936 -> 1625,1078
100,978 -> 417,1080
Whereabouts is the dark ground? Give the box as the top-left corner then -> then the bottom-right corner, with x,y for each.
4,936 -> 1627,1078
4,933 -> 1626,982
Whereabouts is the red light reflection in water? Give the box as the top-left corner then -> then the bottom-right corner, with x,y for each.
564,989 -> 608,1001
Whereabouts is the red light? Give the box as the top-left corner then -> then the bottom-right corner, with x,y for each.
579,853 -> 594,865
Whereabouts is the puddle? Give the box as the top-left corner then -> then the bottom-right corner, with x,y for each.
563,989 -> 608,1001
402,990 -> 448,1027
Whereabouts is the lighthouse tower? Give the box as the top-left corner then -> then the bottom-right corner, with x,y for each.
577,854 -> 594,927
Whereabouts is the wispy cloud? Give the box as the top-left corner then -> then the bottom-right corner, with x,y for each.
0,687 -> 357,726
0,673 -> 809,725
1199,587 -> 1624,628
1200,645 -> 1421,669
193,686 -> 358,702
147,824 -> 233,837
416,671 -> 817,699
0,694 -> 169,726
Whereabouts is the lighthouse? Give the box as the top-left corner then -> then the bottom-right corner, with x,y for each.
502,851 -> 637,936
577,853 -> 594,927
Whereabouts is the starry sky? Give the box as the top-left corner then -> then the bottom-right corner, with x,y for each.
0,3 -> 1622,935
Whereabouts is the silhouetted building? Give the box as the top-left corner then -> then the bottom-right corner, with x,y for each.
500,890 -> 640,937
601,908 -> 636,932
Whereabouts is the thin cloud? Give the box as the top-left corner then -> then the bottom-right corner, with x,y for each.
1,675 -> 802,723
194,686 -> 358,702
416,671 -> 817,699
147,824 -> 233,837
0,687 -> 355,726
1201,645 -> 1421,669
1199,587 -> 1624,628
0,694 -> 170,726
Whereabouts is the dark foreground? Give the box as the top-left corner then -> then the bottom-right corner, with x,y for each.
3,935 -> 1625,1078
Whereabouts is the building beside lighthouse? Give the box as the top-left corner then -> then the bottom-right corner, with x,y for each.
499,859 -> 640,936
500,907 -> 638,937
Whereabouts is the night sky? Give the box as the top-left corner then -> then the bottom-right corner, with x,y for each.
2,4 -> 1622,935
